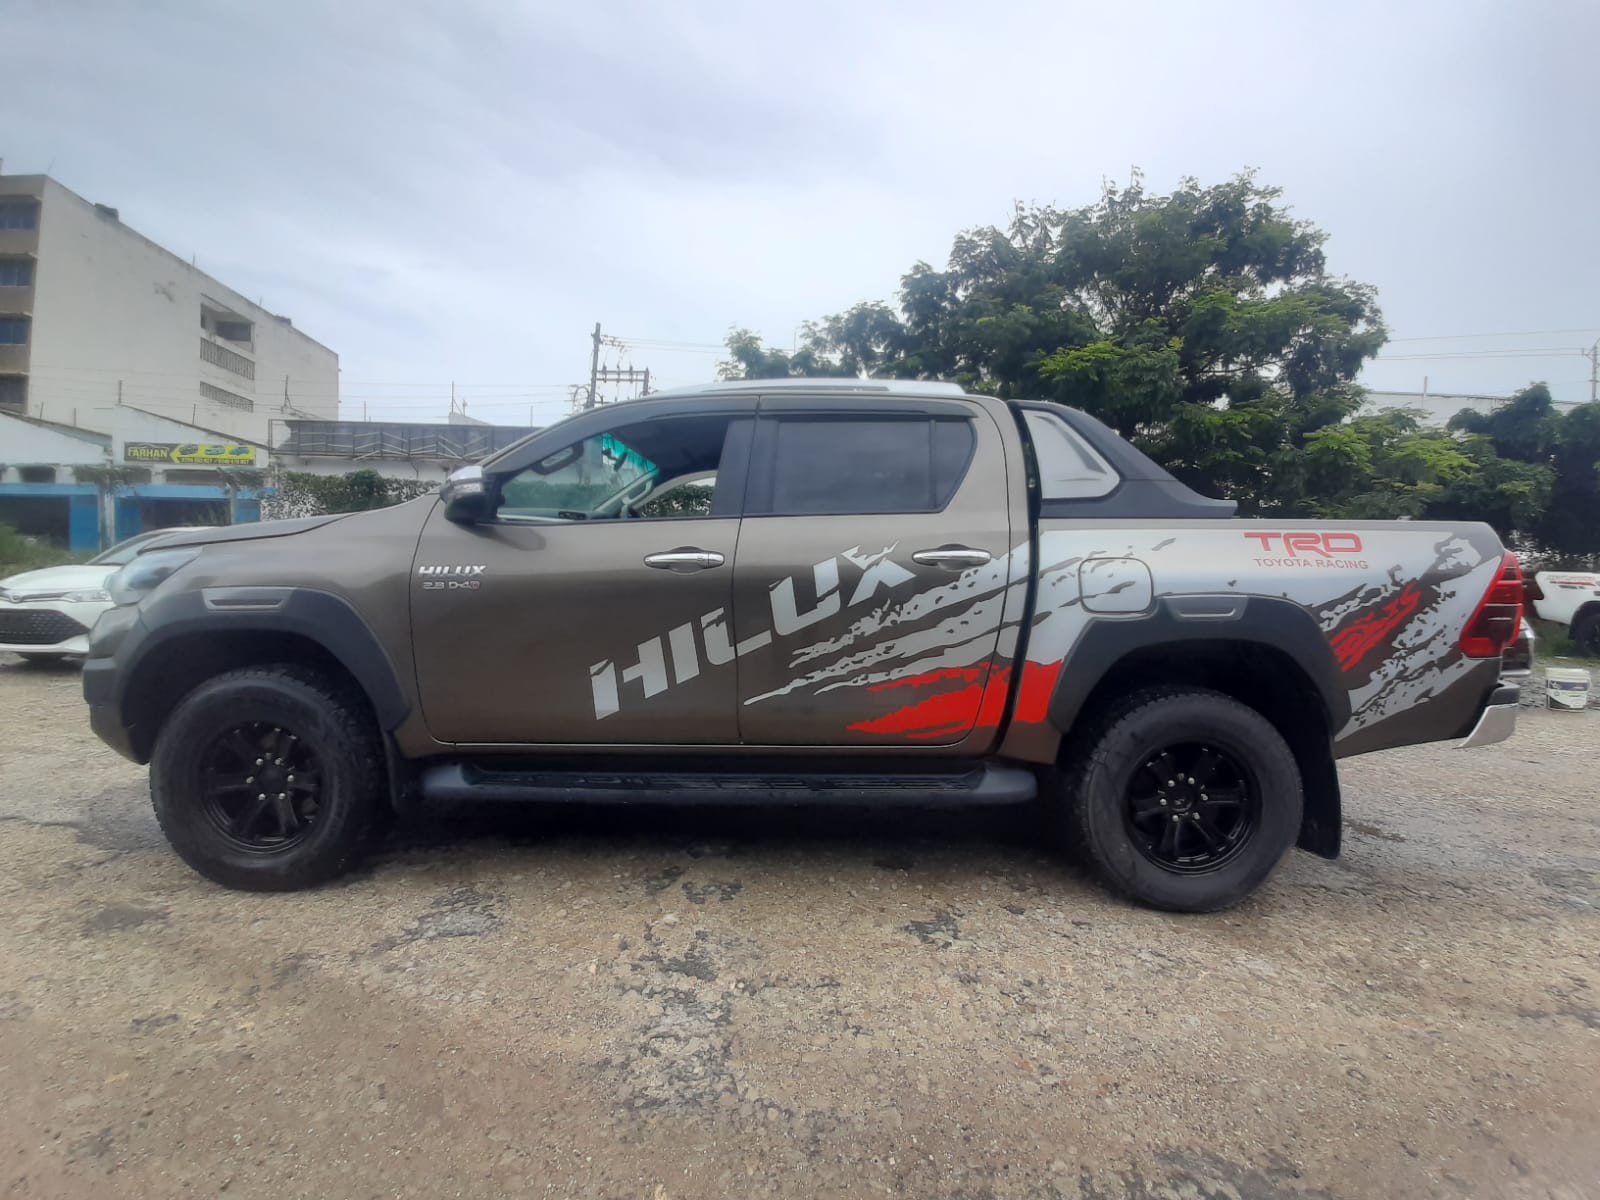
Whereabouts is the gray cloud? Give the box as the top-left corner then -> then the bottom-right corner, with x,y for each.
3,0 -> 1597,424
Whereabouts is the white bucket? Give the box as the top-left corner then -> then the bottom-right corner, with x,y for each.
1545,667 -> 1592,712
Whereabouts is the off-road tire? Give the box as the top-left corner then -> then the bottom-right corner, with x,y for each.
1573,612 -> 1600,659
150,665 -> 386,891
1061,686 -> 1303,913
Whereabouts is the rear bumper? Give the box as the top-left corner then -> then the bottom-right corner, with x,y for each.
1461,684 -> 1520,749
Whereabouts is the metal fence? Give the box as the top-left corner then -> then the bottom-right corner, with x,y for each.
276,420 -> 537,462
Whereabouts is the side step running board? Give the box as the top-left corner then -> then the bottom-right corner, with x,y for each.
419,763 -> 1038,807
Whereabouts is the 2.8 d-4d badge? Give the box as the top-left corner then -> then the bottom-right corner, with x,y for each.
417,563 -> 486,591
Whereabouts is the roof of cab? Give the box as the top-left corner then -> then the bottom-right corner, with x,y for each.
645,378 -> 969,400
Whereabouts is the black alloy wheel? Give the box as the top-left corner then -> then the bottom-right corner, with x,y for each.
1060,686 -> 1303,912
1123,742 -> 1261,874
150,665 -> 384,891
198,722 -> 322,852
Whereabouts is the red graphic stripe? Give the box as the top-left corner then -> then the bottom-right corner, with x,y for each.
847,658 -> 1066,739
848,670 -> 987,736
1010,660 -> 1063,726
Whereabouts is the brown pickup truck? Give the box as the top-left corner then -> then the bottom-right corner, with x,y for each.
84,380 -> 1525,911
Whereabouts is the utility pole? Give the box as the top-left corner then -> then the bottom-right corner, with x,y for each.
587,323 -> 602,410
580,323 -> 655,410
1586,338 -> 1599,404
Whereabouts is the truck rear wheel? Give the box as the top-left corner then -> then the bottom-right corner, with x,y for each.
150,665 -> 385,891
1062,686 -> 1303,913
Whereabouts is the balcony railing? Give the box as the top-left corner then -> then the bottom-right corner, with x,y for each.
200,336 -> 255,380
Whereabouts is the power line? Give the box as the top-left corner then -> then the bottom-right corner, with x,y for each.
1374,348 -> 1586,361
1384,327 -> 1599,343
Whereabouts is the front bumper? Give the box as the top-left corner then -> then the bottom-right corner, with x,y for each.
82,605 -> 144,762
0,598 -> 107,655
1461,684 -> 1520,748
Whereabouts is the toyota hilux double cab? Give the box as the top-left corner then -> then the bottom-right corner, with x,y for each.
83,380 -> 1526,911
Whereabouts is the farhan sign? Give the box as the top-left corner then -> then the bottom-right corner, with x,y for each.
124,442 -> 258,465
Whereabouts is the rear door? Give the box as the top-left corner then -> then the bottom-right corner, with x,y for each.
730,397 -> 1016,747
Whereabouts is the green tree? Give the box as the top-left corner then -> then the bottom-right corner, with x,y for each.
1453,384 -> 1600,563
725,172 -> 1387,513
716,328 -> 847,380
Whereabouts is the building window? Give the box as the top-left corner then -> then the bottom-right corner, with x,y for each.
18,466 -> 56,484
0,204 -> 38,231
215,319 -> 252,343
200,336 -> 255,380
0,260 -> 33,287
200,381 -> 255,412
0,317 -> 28,345
0,375 -> 24,411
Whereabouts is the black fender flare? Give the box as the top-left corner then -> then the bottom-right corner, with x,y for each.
118,585 -> 408,736
1046,594 -> 1350,736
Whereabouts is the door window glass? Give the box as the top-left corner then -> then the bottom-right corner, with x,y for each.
757,417 -> 974,516
498,416 -> 732,521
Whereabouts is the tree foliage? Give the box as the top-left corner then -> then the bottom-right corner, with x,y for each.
1451,384 -> 1600,564
263,469 -> 438,520
721,172 -> 1599,559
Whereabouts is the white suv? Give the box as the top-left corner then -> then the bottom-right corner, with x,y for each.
0,528 -> 205,662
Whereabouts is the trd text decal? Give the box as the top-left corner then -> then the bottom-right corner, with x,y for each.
1245,531 -> 1369,569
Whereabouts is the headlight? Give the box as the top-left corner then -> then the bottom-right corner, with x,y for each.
63,588 -> 112,604
107,548 -> 201,606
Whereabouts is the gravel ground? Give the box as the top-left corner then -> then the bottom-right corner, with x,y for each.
1,655 -> 1597,1200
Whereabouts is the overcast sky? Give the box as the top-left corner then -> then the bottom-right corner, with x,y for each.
3,0 -> 1597,425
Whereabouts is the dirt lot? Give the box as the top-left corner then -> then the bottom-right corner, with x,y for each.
1,657 -> 1597,1200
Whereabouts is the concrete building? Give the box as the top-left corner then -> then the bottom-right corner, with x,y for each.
0,405 -> 269,551
0,166 -> 338,445
1364,389 -> 1585,428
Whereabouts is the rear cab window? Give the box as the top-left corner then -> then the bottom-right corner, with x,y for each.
748,415 -> 976,516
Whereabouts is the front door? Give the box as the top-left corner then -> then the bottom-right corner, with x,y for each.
412,410 -> 751,745
730,402 -> 1015,747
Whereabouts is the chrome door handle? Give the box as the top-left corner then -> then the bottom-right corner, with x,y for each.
912,546 -> 992,568
644,548 -> 725,571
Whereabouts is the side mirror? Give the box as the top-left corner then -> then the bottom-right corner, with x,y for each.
441,465 -> 495,524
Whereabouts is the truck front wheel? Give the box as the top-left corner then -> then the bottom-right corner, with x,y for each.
1062,687 -> 1303,913
150,665 -> 386,891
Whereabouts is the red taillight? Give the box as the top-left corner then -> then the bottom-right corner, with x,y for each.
1461,552 -> 1524,658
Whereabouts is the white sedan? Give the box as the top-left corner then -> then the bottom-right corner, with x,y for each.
0,528 -> 204,662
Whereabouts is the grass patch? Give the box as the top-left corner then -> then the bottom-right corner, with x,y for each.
1531,618 -> 1598,664
0,523 -> 84,578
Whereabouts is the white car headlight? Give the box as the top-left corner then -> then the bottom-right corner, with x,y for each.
63,588 -> 112,604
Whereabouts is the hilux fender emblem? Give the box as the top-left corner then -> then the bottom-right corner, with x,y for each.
417,564 -> 487,576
